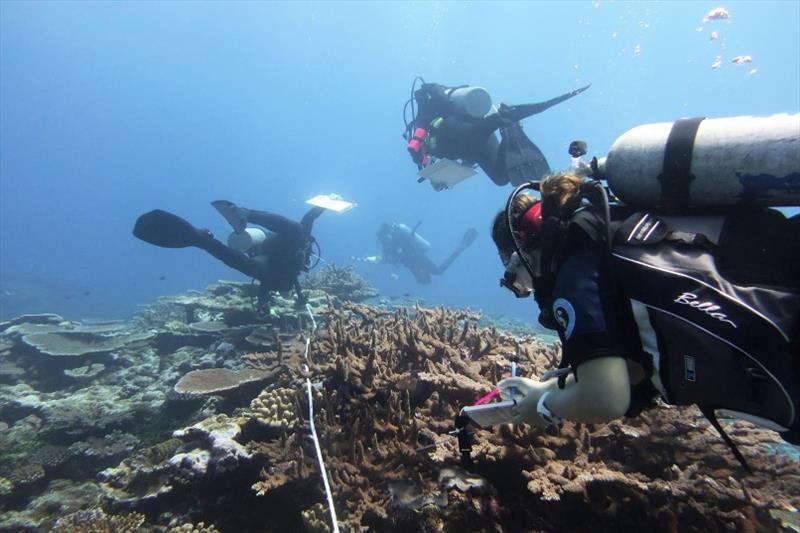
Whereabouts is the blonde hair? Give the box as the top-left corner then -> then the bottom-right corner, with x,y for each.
539,171 -> 587,219
510,193 -> 537,220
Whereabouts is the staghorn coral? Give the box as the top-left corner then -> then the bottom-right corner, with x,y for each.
242,331 -> 308,373
235,301 -> 799,532
302,502 -> 332,533
51,508 -> 145,533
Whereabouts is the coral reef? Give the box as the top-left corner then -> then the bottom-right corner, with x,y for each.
51,508 -> 145,533
1,281 -> 797,532
302,263 -> 379,303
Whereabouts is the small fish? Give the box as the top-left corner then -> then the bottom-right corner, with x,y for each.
83,290 -> 91,296
711,56 -> 723,69
748,68 -> 758,76
732,55 -> 753,64
159,275 -> 167,281
709,31 -> 719,41
703,7 -> 730,22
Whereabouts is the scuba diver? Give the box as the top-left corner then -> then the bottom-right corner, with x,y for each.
133,200 -> 324,316
479,113 -> 800,469
403,78 -> 590,187
364,222 -> 478,284
489,171 -> 800,469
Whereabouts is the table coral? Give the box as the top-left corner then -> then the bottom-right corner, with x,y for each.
173,368 -> 272,396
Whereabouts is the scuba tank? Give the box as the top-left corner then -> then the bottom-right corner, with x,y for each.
593,114 -> 800,210
227,228 -> 267,253
392,223 -> 431,255
446,86 -> 492,119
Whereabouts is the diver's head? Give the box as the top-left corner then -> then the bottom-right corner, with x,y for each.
491,193 -> 541,262
377,222 -> 392,243
492,194 -> 543,298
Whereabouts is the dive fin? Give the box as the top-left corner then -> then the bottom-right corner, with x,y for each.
133,209 -> 209,249
432,228 -> 478,275
499,121 -> 551,185
498,84 -> 591,122
211,200 -> 247,233
459,227 -> 478,249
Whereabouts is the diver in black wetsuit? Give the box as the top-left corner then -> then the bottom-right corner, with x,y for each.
133,201 -> 324,316
404,80 -> 590,186
370,222 -> 478,284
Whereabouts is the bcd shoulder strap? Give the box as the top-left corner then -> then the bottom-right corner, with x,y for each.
615,211 -> 719,254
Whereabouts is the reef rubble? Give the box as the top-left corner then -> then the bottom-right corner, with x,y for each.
0,279 -> 797,532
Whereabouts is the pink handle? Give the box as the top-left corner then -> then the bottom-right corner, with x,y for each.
473,388 -> 500,406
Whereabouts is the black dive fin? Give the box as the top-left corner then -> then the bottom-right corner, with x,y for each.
498,84 -> 591,122
499,121 -> 551,185
211,200 -> 247,233
133,209 -> 207,249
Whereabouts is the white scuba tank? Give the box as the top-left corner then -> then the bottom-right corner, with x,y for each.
595,114 -> 800,208
393,223 -> 431,254
446,86 -> 492,119
227,228 -> 266,253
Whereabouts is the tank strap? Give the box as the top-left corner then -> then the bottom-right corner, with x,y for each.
658,117 -> 706,210
698,405 -> 752,473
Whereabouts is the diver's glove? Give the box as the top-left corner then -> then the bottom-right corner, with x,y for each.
497,377 -> 559,428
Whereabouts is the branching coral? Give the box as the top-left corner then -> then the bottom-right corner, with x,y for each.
59,291 -> 797,533
302,263 -> 379,303
51,508 -> 145,533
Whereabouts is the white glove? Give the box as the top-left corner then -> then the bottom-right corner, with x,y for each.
497,377 -> 549,427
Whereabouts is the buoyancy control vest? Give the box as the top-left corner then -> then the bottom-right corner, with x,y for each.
539,204 -> 800,444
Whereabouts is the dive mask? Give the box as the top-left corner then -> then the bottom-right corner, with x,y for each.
500,251 -> 539,298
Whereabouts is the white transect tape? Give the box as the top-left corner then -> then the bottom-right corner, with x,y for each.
306,303 -> 318,332
301,304 -> 339,533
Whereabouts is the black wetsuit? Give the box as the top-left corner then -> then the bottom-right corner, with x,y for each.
412,83 -> 589,185
198,207 -> 324,310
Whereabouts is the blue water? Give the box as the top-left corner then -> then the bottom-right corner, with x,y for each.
1,1 -> 799,322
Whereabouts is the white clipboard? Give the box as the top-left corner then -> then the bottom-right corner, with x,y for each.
418,158 -> 477,189
306,194 -> 356,213
461,400 -> 516,427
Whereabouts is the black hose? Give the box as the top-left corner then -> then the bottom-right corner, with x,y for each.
403,76 -> 426,139
505,181 -> 541,281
